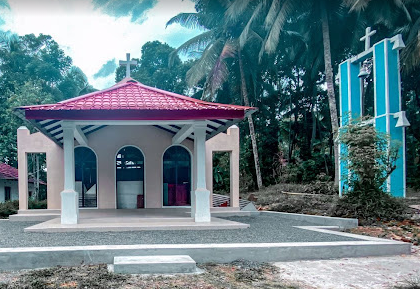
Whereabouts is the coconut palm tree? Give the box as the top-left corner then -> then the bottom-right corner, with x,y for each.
344,0 -> 420,74
166,0 -> 265,189
225,0 -> 344,185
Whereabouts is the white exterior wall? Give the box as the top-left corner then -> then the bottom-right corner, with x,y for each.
0,180 -> 34,202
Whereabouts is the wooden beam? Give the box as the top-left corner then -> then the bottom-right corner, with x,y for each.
172,124 -> 194,144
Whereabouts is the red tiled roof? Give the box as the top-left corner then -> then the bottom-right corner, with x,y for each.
0,163 -> 46,184
18,78 -> 256,121
0,163 -> 19,180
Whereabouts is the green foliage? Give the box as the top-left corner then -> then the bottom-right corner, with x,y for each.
333,121 -> 409,223
0,33 -> 92,166
28,199 -> 47,210
0,200 -> 19,218
213,152 -> 230,194
115,41 -> 192,95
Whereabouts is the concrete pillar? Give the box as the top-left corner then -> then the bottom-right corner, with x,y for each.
61,122 -> 79,224
228,125 -> 240,208
17,127 -> 29,210
191,122 -> 211,222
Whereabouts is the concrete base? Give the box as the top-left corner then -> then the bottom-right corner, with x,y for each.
192,189 -> 211,222
113,255 -> 196,274
22,209 -> 249,232
60,190 -> 79,225
0,226 -> 411,271
24,217 -> 248,232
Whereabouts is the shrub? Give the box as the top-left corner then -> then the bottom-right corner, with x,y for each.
28,199 -> 47,209
0,200 -> 19,218
332,119 -> 409,224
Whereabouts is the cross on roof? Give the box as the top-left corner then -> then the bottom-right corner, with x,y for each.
119,53 -> 138,78
360,27 -> 377,51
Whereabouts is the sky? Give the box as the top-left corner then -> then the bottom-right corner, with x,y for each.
0,0 -> 202,89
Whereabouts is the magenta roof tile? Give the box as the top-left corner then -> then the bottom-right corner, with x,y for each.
18,78 -> 256,121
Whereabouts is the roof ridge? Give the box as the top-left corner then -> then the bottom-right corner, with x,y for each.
134,82 -> 253,110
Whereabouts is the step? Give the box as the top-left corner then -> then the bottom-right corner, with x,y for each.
18,209 -> 60,214
113,255 -> 197,274
9,213 -> 59,222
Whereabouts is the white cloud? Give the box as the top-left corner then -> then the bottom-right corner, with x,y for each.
1,0 -> 202,89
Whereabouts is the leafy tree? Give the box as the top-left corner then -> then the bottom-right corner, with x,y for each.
0,33 -> 93,166
115,41 -> 192,94
0,81 -> 55,166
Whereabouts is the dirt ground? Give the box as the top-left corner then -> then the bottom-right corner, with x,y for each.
1,256 -> 420,289
0,260 -> 300,289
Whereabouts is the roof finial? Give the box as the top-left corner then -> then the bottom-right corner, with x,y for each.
360,27 -> 376,51
119,53 -> 137,78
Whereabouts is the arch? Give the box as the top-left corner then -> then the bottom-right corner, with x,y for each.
74,146 -> 97,208
115,145 -> 145,209
162,145 -> 192,207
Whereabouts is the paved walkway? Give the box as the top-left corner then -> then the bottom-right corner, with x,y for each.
275,247 -> 420,289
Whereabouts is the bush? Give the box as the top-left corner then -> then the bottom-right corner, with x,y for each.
28,199 -> 47,209
332,120 -> 409,224
332,186 -> 409,224
0,200 -> 19,218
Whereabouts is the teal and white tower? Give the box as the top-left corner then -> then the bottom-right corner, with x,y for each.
338,28 -> 410,198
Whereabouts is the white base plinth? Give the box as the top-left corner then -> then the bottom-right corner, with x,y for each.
60,189 -> 79,224
192,188 -> 211,222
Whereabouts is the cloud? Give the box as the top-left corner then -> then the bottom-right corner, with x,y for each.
93,58 -> 117,79
92,0 -> 158,23
1,0 -> 202,89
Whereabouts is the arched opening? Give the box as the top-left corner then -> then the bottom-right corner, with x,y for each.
116,146 -> 145,209
163,145 -> 191,206
75,147 -> 97,208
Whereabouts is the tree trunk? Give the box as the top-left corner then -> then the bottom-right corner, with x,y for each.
321,1 -> 340,186
310,97 -> 317,152
35,154 -> 39,201
238,50 -> 263,190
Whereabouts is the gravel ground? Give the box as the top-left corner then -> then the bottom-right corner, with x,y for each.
0,214 -> 360,248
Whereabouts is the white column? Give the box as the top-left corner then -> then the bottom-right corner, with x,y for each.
61,122 -> 79,224
191,122 -> 211,222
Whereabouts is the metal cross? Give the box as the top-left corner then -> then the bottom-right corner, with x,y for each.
360,27 -> 377,51
119,53 -> 137,78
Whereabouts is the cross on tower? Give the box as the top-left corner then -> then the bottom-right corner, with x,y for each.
360,27 -> 377,51
119,53 -> 137,78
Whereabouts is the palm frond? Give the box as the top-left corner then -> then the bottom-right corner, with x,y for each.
393,0 -> 412,22
401,31 -> 420,74
225,0 -> 252,22
344,0 -> 370,12
166,13 -> 207,30
186,38 -> 224,87
169,30 -> 215,67
265,0 -> 295,54
239,2 -> 263,47
205,40 -> 236,98
264,0 -> 281,30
